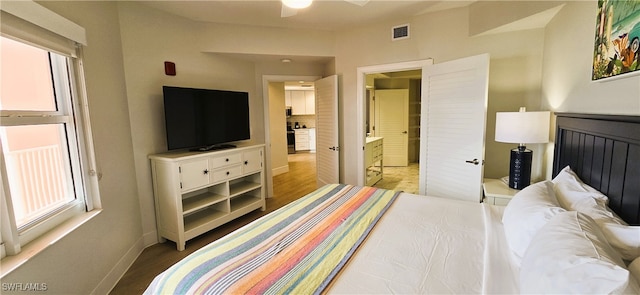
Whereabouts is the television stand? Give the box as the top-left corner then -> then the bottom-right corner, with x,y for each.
149,144 -> 266,250
192,144 -> 236,152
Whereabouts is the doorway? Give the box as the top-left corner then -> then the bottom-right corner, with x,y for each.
356,60 -> 433,193
357,55 -> 489,201
282,80 -> 318,196
262,75 -> 320,199
364,70 -> 422,194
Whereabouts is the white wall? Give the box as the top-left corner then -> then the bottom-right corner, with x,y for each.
334,3 -> 550,183
268,82 -> 289,175
2,2 -> 142,294
542,1 -> 640,113
117,2 -> 260,245
540,1 -> 640,178
198,22 -> 335,57
117,2 -> 330,244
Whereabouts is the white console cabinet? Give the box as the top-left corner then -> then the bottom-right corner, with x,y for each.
365,137 -> 383,186
149,144 -> 266,250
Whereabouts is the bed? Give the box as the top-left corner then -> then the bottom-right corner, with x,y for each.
145,113 -> 640,294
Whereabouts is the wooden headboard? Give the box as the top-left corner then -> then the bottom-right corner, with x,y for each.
553,113 -> 640,225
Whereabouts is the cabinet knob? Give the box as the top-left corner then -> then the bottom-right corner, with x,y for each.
226,171 -> 230,175
225,158 -> 229,162
203,169 -> 209,174
244,160 -> 248,165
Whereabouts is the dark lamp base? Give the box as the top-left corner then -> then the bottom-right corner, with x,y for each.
509,146 -> 532,190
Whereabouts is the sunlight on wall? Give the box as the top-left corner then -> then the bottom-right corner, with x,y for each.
544,78 -> 570,110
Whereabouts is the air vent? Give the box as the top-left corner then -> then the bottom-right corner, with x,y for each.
392,24 -> 410,41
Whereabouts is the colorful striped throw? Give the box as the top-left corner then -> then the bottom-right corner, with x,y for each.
146,184 -> 400,295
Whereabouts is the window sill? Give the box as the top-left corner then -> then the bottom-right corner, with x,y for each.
0,209 -> 102,278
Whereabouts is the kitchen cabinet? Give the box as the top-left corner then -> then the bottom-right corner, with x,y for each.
294,129 -> 310,151
149,145 -> 265,251
309,128 -> 316,151
304,90 -> 315,114
285,91 -> 292,107
288,90 -> 315,115
294,128 -> 316,151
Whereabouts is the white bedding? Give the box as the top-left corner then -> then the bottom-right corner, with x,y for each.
329,192 -> 519,294
144,188 -> 519,294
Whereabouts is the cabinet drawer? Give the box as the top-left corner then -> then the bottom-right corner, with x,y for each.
211,165 -> 242,182
296,142 -> 310,150
295,135 -> 309,142
211,153 -> 241,167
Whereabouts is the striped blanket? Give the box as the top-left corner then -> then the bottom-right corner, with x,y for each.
145,184 -> 400,295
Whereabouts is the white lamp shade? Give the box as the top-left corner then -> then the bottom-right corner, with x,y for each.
495,111 -> 550,144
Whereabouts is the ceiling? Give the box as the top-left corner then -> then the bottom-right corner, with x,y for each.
138,1 -> 560,65
139,0 -> 476,31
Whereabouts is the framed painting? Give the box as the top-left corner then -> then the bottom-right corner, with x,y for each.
592,0 -> 640,80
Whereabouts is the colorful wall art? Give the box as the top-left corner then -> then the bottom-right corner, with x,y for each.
593,0 -> 640,80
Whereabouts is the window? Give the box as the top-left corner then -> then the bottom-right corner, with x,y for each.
0,3 -> 98,263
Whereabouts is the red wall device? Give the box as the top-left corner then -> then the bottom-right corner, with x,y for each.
164,61 -> 176,76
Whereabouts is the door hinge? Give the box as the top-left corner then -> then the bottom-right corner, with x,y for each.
180,182 -> 183,189
178,166 -> 182,173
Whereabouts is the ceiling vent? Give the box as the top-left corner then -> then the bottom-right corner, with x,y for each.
392,24 -> 410,41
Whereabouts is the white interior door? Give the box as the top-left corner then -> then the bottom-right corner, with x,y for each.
315,75 -> 339,186
374,89 -> 409,167
419,54 -> 489,202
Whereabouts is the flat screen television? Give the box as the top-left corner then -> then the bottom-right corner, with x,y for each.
162,86 -> 250,151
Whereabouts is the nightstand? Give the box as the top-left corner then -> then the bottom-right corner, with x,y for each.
483,178 -> 520,206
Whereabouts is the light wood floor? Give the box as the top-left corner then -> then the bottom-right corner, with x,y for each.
109,152 -> 317,294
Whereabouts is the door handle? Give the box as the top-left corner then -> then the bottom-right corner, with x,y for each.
465,159 -> 480,165
329,146 -> 340,151
402,131 -> 408,134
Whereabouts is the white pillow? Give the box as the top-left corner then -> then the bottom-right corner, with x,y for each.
502,180 -> 565,261
552,166 -> 638,261
554,179 -> 626,225
520,211 -> 630,294
601,223 -> 640,261
552,165 -> 609,207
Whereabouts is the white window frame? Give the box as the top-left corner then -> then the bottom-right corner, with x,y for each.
0,2 -> 101,277
1,48 -> 84,244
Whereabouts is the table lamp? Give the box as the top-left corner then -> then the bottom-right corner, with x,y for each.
495,107 -> 550,189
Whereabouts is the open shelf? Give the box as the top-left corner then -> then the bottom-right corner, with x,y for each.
229,177 -> 261,197
182,191 -> 227,215
230,192 -> 262,212
183,204 -> 227,233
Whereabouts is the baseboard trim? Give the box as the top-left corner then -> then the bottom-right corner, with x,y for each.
272,165 -> 289,176
143,230 -> 159,247
93,236 -> 144,295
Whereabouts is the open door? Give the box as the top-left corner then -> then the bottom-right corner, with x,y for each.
419,54 -> 489,202
315,75 -> 339,186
